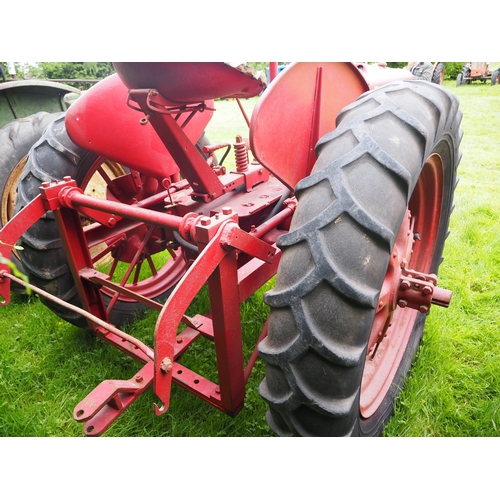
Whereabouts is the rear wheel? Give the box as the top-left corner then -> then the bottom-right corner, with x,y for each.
491,70 -> 500,85
0,112 -> 61,291
14,114 -> 189,327
432,62 -> 445,84
456,73 -> 463,86
258,81 -> 462,436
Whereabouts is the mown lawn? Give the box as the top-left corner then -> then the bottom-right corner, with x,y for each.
0,76 -> 499,437
384,80 -> 500,436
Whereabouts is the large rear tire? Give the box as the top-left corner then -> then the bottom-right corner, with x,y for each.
14,114 -> 189,328
431,62 -> 445,85
0,112 -> 62,292
258,81 -> 462,436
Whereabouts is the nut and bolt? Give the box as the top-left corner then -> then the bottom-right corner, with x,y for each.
160,357 -> 173,374
400,280 -> 411,290
135,374 -> 143,383
422,285 -> 433,295
200,217 -> 211,226
222,206 -> 232,215
397,300 -> 407,308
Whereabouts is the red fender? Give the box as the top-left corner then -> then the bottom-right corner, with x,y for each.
250,62 -> 370,190
65,74 -> 214,180
250,62 -> 412,191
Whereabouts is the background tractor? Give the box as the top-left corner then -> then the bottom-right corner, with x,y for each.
456,62 -> 500,85
0,76 -> 82,287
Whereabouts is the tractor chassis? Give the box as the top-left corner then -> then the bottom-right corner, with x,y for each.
1,172 -> 289,436
0,85 -> 295,435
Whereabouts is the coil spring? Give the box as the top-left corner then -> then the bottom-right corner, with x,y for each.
234,135 -> 249,171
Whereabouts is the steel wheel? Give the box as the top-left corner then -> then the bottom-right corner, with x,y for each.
15,114 -> 188,327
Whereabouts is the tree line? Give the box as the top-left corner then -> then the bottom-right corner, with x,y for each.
1,62 -> 467,86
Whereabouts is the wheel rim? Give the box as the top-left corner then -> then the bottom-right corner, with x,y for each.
1,155 -> 28,227
79,157 -> 188,311
360,153 -> 444,418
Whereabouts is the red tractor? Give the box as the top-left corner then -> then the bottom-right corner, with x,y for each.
0,62 -> 462,436
456,62 -> 500,85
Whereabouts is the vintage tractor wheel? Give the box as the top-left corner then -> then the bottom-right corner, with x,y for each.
432,62 -> 445,85
0,112 -> 62,292
258,81 -> 462,436
14,114 -> 191,328
491,70 -> 500,85
456,73 -> 463,86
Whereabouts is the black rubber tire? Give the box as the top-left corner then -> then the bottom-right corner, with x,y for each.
456,73 -> 463,86
0,112 -> 62,292
14,114 -> 177,327
258,81 -> 462,436
431,62 -> 445,85
491,70 -> 500,85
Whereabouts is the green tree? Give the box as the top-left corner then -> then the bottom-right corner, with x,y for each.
36,62 -> 115,88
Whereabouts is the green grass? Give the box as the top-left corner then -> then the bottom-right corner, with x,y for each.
1,79 -> 499,437
384,80 -> 500,436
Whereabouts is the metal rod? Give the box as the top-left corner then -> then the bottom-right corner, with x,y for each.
62,187 -> 183,231
235,98 -> 251,128
244,319 -> 268,383
1,271 -> 154,360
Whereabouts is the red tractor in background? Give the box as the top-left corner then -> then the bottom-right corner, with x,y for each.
0,62 -> 462,436
456,62 -> 500,85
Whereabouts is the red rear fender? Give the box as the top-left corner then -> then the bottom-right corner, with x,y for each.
65,74 -> 214,180
250,62 -> 370,190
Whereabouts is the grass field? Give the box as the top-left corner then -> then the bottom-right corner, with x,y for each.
0,76 -> 499,437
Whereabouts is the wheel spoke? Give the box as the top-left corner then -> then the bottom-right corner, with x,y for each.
146,255 -> 158,276
105,225 -> 156,315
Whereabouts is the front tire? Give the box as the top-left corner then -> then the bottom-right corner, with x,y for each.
491,70 -> 500,85
258,81 -> 462,436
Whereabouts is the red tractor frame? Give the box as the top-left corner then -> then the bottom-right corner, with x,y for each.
0,62 -> 462,436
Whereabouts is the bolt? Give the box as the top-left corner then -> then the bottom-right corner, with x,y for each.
135,374 -> 143,383
200,217 -> 211,226
42,181 -> 51,188
63,176 -> 72,182
419,305 -> 429,314
222,206 -> 232,215
400,280 -> 411,290
422,285 -> 433,295
108,217 -> 116,227
160,357 -> 173,374
397,300 -> 407,308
